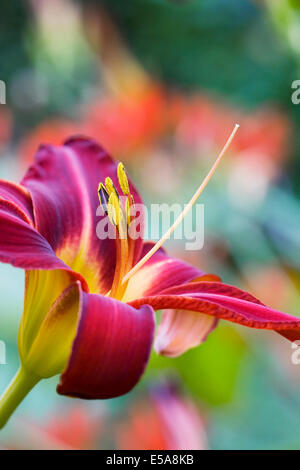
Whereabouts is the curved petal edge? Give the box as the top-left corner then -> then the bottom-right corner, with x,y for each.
57,290 -> 155,399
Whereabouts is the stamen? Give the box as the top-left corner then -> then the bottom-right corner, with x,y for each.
105,177 -> 118,197
122,123 -> 240,284
117,162 -> 130,195
109,196 -> 129,299
125,196 -> 131,225
110,232 -> 129,299
98,183 -> 109,215
98,168 -> 133,299
107,191 -> 120,226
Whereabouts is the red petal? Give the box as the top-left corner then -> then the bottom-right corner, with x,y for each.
57,291 -> 155,399
130,281 -> 300,341
0,186 -> 89,304
0,180 -> 34,224
123,242 -> 219,302
21,136 -> 144,294
0,209 -> 71,270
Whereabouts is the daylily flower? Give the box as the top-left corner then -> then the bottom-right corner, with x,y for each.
1,133 -> 300,429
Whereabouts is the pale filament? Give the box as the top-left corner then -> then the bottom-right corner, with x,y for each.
122,123 -> 240,285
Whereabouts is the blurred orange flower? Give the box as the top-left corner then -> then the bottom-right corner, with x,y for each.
1,405 -> 103,450
19,86 -> 167,165
84,86 -> 166,158
43,405 -> 102,450
19,119 -> 79,167
116,384 -> 208,450
0,107 -> 13,151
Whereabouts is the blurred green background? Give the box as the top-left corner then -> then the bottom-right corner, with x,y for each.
1,0 -> 300,450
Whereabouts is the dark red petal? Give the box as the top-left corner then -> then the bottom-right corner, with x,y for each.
123,242 -> 219,302
57,291 -> 155,399
130,281 -> 300,341
0,209 -> 67,269
0,209 -> 88,292
21,136 -> 144,294
159,281 -> 265,303
0,180 -> 34,224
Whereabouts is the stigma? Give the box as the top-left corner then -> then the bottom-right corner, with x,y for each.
97,123 -> 239,298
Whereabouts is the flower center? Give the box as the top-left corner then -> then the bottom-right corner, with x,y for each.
98,124 -> 239,300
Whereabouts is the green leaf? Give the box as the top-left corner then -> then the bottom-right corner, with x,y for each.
147,323 -> 247,405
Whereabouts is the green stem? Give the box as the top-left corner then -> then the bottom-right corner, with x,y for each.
0,366 -> 40,429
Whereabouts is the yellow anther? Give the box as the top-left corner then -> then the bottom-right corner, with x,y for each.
98,182 -> 106,193
105,177 -> 118,196
98,182 -> 109,213
117,162 -> 130,195
107,191 -> 120,226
